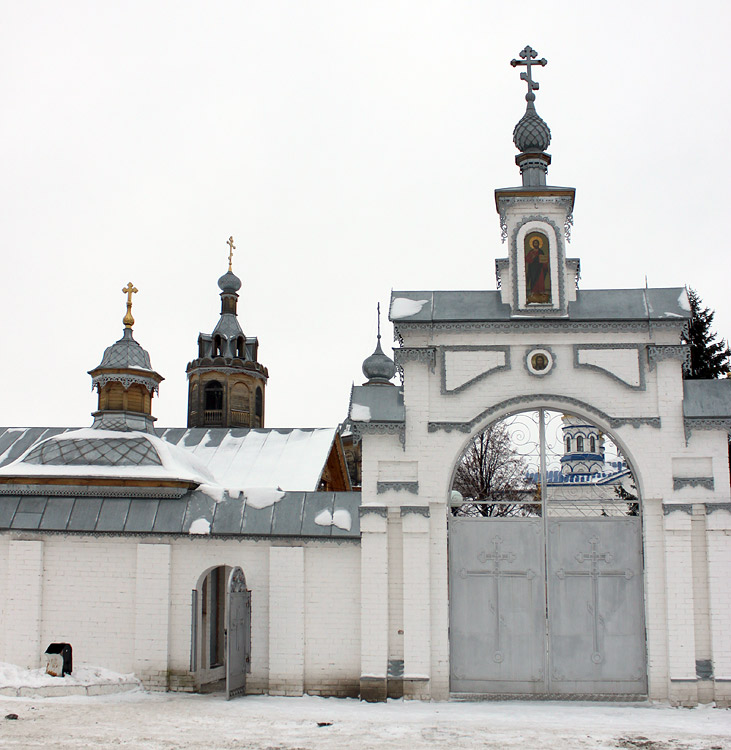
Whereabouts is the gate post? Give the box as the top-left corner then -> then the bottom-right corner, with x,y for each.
359,506 -> 389,701
134,543 -> 171,690
663,507 -> 699,705
401,506 -> 431,699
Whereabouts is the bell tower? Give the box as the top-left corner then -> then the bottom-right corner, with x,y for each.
494,46 -> 579,319
186,237 -> 268,428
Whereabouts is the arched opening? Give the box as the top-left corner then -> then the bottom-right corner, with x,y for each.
448,408 -> 645,697
236,336 -> 246,359
576,435 -> 584,452
204,381 -> 224,425
230,382 -> 250,427
192,565 -> 251,698
213,335 -> 223,358
254,387 -> 263,427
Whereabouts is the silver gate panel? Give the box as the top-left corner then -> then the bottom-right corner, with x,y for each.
226,566 -> 251,700
546,517 -> 647,695
449,517 -> 546,694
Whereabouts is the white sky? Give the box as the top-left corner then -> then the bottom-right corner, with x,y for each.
2,1 -> 730,429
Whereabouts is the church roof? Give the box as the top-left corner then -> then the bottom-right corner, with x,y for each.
0,427 -> 340,493
0,426 -> 359,539
389,288 -> 690,325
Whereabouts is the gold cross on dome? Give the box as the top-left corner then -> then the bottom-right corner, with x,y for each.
227,235 -> 236,271
122,282 -> 138,329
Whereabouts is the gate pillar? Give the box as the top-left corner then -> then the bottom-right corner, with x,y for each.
401,506 -> 431,699
707,507 -> 731,706
269,547 -> 304,695
134,543 -> 170,690
360,506 -> 389,701
663,507 -> 699,705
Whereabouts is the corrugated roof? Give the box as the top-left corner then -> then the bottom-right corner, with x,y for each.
389,288 -> 690,324
0,490 -> 360,539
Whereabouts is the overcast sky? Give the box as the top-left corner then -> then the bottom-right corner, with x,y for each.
2,1 -> 730,430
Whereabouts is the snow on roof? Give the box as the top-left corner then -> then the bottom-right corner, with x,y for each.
157,427 -> 337,492
0,427 -> 338,493
0,428 -> 214,485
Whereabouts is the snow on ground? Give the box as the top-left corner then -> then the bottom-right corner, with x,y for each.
0,693 -> 729,750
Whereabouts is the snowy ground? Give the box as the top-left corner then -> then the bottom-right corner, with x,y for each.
0,692 -> 730,750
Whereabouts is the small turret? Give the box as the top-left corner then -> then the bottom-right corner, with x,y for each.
88,282 -> 163,433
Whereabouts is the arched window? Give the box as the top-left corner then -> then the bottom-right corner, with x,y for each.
565,436 -> 571,453
590,436 -> 596,453
576,436 -> 584,452
236,337 -> 245,359
255,387 -> 263,426
204,381 -> 223,411
213,335 -> 223,357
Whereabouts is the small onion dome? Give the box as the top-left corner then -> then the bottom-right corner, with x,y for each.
218,270 -> 242,293
93,328 -> 153,371
362,337 -> 396,385
512,102 -> 551,153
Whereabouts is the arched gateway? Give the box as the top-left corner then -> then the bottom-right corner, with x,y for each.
448,409 -> 646,696
347,47 -> 731,706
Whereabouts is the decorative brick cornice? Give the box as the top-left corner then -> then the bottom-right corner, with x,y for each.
673,477 -> 714,491
400,505 -> 430,517
359,506 -> 388,518
662,503 -> 694,515
685,417 -> 731,441
647,344 -> 690,373
377,481 -> 419,495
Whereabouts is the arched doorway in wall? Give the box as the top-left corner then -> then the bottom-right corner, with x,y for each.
448,408 -> 647,698
192,565 -> 251,699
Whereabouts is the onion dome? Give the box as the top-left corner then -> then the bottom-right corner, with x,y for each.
513,99 -> 551,153
362,305 -> 396,385
218,269 -> 242,293
218,235 -> 242,293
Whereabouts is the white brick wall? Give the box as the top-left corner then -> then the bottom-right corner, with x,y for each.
5,540 -> 43,669
269,546 -> 304,695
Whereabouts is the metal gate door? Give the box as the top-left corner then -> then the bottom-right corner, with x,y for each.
226,566 -> 251,700
449,409 -> 647,698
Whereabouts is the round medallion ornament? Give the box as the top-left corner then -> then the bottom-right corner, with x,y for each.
526,348 -> 553,376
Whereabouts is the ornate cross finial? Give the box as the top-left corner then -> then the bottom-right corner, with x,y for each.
510,45 -> 547,103
227,235 -> 236,272
122,282 -> 138,329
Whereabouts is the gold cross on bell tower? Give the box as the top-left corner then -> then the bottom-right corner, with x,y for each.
227,235 -> 236,272
122,282 -> 138,329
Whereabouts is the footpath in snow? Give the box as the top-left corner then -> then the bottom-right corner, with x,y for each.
0,689 -> 730,749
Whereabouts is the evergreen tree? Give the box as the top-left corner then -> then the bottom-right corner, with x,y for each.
683,288 -> 731,379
